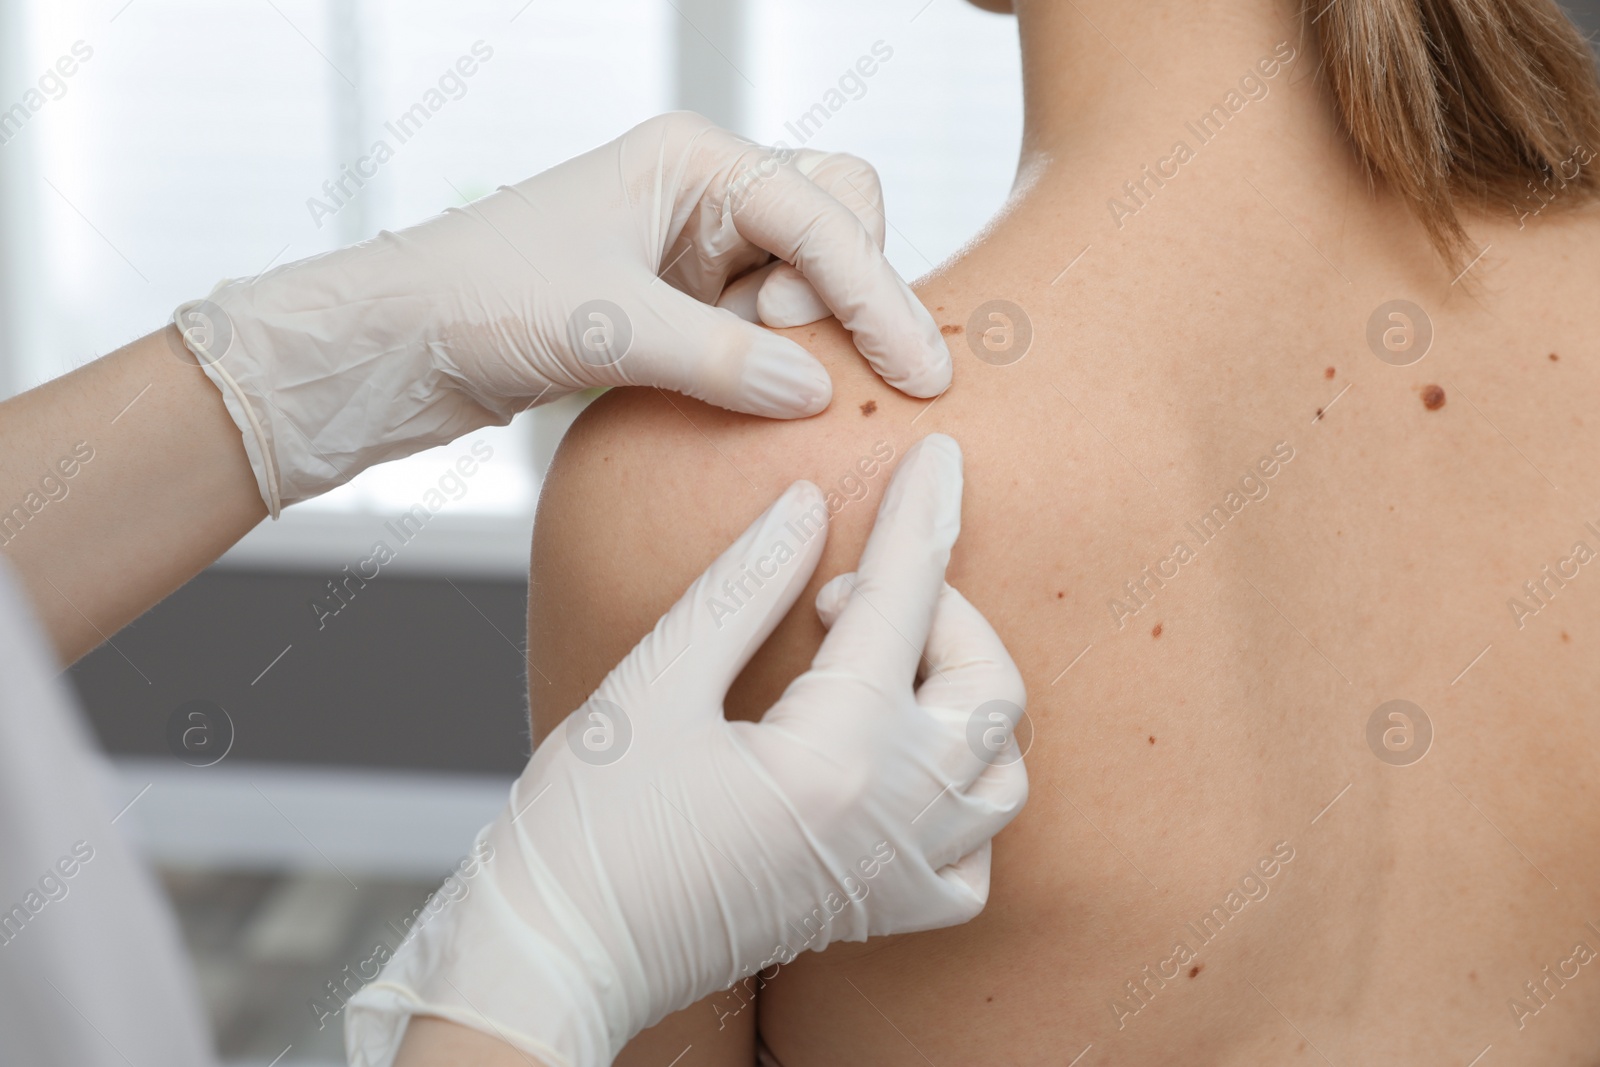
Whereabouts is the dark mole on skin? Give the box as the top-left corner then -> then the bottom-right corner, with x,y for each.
939,323 -> 963,335
1422,384 -> 1446,410
1148,735 -> 1156,745
1314,408 -> 1324,421
1152,622 -> 1163,637
985,996 -> 993,1003
859,400 -> 878,417
1189,964 -> 1203,978
1562,631 -> 1571,642
1056,591 -> 1065,599
1550,352 -> 1560,361
1325,366 -> 1335,379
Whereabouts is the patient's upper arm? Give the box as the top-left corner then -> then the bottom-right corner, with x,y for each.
527,324 -> 916,744
523,322 -> 924,1065
526,385 -> 798,743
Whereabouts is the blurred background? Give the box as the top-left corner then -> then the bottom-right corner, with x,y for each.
0,1 -> 1026,1062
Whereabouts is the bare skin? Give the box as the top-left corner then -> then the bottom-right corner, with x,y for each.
529,1 -> 1600,1063
392,1018 -> 551,1067
0,327 -> 265,662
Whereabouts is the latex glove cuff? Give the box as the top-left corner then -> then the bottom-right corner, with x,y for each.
345,822 -> 617,1067
173,293 -> 518,517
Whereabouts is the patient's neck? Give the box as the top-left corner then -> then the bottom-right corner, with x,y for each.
964,0 -> 1430,277
1009,0 -> 1350,191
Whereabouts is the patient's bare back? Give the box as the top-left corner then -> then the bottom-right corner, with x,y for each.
531,63 -> 1600,1067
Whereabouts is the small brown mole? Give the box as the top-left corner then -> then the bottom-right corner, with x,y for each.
859,399 -> 878,417
939,323 -> 963,336
1314,407 -> 1324,421
1151,622 -> 1163,638
985,995 -> 994,1003
935,306 -> 945,312
1421,384 -> 1446,410
1056,591 -> 1065,599
1188,964 -> 1203,978
1324,366 -> 1336,379
1561,631 -> 1571,642
1549,352 -> 1560,362
1148,735 -> 1156,745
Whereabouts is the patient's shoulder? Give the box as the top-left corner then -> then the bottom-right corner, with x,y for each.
527,320 -> 915,736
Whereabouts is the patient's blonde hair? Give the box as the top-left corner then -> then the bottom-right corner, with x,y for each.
1313,0 -> 1600,263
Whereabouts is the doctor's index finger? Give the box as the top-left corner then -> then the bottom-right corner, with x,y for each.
707,135 -> 953,400
819,579 -> 1027,717
810,434 -> 963,685
790,149 -> 888,248
752,150 -> 887,330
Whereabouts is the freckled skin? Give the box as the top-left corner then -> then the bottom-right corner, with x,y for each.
1422,384 -> 1446,410
539,81 -> 1600,1067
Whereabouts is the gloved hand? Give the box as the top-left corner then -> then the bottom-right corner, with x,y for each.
174,111 -> 950,517
344,434 -> 1028,1067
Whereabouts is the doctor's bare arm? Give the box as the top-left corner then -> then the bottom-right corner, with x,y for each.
0,326 -> 265,662
392,1016 -> 548,1067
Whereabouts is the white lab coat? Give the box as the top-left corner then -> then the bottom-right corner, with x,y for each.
0,559 -> 214,1066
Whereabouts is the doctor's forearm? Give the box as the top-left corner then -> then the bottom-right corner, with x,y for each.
393,1016 -> 550,1067
0,326 -> 266,662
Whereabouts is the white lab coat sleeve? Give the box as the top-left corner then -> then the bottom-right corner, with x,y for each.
0,558 -> 215,1067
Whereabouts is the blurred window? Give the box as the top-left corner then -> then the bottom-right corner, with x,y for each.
2,0 -> 1021,568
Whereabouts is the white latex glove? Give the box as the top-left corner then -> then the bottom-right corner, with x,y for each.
345,434 -> 1028,1067
173,111 -> 950,517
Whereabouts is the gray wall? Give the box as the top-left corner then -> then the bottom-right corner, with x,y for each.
1565,0 -> 1600,37
72,570 -> 531,774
